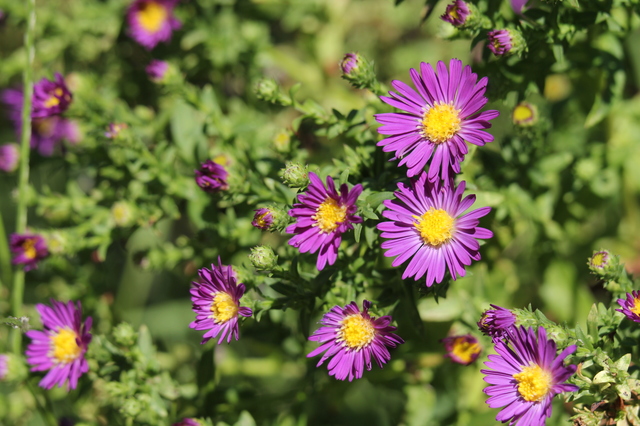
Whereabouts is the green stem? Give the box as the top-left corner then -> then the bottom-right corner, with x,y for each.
0,209 -> 11,290
11,0 -> 36,354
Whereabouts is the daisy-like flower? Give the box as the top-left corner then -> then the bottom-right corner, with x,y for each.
189,259 -> 253,344
31,73 -> 72,118
441,0 -> 470,27
482,326 -> 578,426
195,160 -> 229,193
127,0 -> 181,50
478,304 -> 517,340
442,334 -> 481,365
0,144 -> 19,172
25,300 -> 92,390
252,208 -> 274,230
286,172 -> 363,271
307,300 -> 404,381
375,58 -> 499,180
377,173 -> 492,287
616,291 -> 640,323
146,59 -> 169,82
488,30 -> 513,56
10,233 -> 49,271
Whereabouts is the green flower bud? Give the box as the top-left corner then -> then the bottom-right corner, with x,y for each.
280,161 -> 309,188
273,129 -> 291,153
0,353 -> 28,382
588,249 -> 619,276
113,322 -> 137,347
339,52 -> 380,92
255,78 -> 286,104
249,245 -> 278,271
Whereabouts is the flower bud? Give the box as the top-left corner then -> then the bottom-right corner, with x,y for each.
249,245 -> 278,271
339,53 -> 379,91
588,250 -> 618,276
113,322 -> 137,347
111,201 -> 136,227
252,208 -> 274,231
441,0 -> 471,27
512,102 -> 538,126
105,123 -> 128,139
255,78 -> 285,104
195,160 -> 229,193
487,29 -> 526,57
478,305 -> 516,341
340,53 -> 360,75
280,161 -> 309,188
0,353 -> 28,382
146,60 -> 169,83
273,129 -> 292,153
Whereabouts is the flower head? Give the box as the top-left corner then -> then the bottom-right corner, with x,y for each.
377,173 -> 492,287
146,59 -> 169,82
189,259 -> 252,344
441,0 -> 470,27
512,102 -> 538,126
252,208 -> 274,230
478,304 -> 517,340
511,0 -> 529,14
307,300 -> 404,381
127,0 -> 181,50
340,53 -> 360,75
32,73 -> 72,118
195,159 -> 229,193
25,300 -> 92,390
487,29 -> 526,57
10,233 -> 49,271
482,326 -> 578,426
286,172 -> 363,271
616,291 -> 640,323
589,250 -> 609,270
442,334 -> 481,365
375,59 -> 499,180
105,123 -> 128,139
0,144 -> 19,172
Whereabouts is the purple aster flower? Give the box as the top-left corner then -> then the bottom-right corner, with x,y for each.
0,354 -> 7,381
127,0 -> 181,50
31,73 -> 72,118
478,304 -> 517,340
377,173 -> 492,287
0,143 -> 19,172
252,208 -> 273,230
25,300 -> 92,390
375,59 -> 499,180
616,291 -> 640,323
10,233 -> 49,271
307,300 -> 404,381
482,326 -> 578,426
105,123 -> 128,139
189,259 -> 253,344
172,419 -> 201,426
442,334 -> 481,365
441,0 -> 470,27
488,30 -> 513,56
340,53 -> 359,75
286,172 -> 363,271
195,160 -> 229,193
146,59 -> 169,82
511,0 -> 529,14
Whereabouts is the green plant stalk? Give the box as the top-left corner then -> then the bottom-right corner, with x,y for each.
0,209 -> 11,291
11,0 -> 36,354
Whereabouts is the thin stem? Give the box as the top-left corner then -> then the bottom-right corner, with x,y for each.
0,208 -> 12,291
11,0 -> 36,354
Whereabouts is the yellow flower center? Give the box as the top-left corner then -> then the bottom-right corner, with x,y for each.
137,1 -> 168,33
450,337 -> 481,364
448,7 -> 460,20
50,328 -> 82,364
255,212 -> 269,228
631,298 -> 640,316
22,238 -> 38,260
513,104 -> 534,123
591,253 -> 606,268
338,314 -> 375,350
313,198 -> 347,234
44,96 -> 60,108
414,208 -> 455,246
513,365 -> 552,402
210,292 -> 238,323
421,102 -> 461,144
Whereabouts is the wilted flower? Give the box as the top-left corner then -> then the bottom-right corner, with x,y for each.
252,208 -> 274,230
512,102 -> 538,126
31,73 -> 72,118
340,52 -> 360,75
442,334 -> 481,365
482,326 -> 578,426
105,123 -> 128,139
25,300 -> 92,390
377,173 -> 492,287
127,0 -> 181,50
195,160 -> 229,193
441,0 -> 470,27
616,291 -> 640,323
0,144 -> 19,172
286,172 -> 363,271
375,59 -> 499,180
478,305 -> 517,340
146,59 -> 169,82
307,300 -> 404,381
10,233 -> 49,271
189,259 -> 252,344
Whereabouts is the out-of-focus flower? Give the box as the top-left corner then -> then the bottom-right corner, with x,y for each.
25,300 -> 92,390
251,208 -> 273,230
440,0 -> 470,27
31,73 -> 72,118
544,74 -> 572,102
127,0 -> 181,50
0,353 -> 27,382
105,123 -> 128,139
617,290 -> 640,323
146,59 -> 169,82
375,59 -> 499,180
482,326 -> 578,426
512,102 -> 538,126
10,233 -> 49,271
195,160 -> 229,193
286,172 -> 363,271
307,300 -> 404,381
189,259 -> 252,344
377,174 -> 492,287
172,419 -> 201,426
111,201 -> 136,227
272,129 -> 291,153
511,0 -> 529,14
478,305 -> 517,340
442,334 -> 482,365
0,144 -> 19,172
0,354 -> 7,381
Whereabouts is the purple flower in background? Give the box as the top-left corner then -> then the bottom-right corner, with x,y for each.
172,419 -> 201,426
0,354 -> 7,381
441,0 -> 470,27
0,144 -> 19,172
146,59 -> 169,82
10,233 -> 49,271
127,0 -> 181,50
189,259 -> 252,344
286,172 -> 363,271
340,53 -> 359,75
252,208 -> 273,230
377,173 -> 492,287
482,326 -> 578,426
25,300 -> 92,390
478,304 -> 517,340
307,300 -> 404,381
375,59 -> 499,180
442,334 -> 481,365
105,123 -> 128,139
31,73 -> 72,118
616,290 -> 640,323
195,160 -> 229,193
488,30 -> 513,56
511,0 -> 529,14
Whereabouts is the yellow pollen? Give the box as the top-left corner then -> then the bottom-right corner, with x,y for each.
421,102 -> 461,144
413,208 -> 455,246
22,238 -> 37,260
137,1 -> 168,33
449,7 -> 460,19
631,298 -> 640,316
50,328 -> 82,364
43,96 -> 60,108
338,314 -> 375,350
513,365 -> 552,402
450,337 -> 481,364
210,292 -> 238,323
591,253 -> 606,267
513,104 -> 535,124
313,198 -> 347,234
